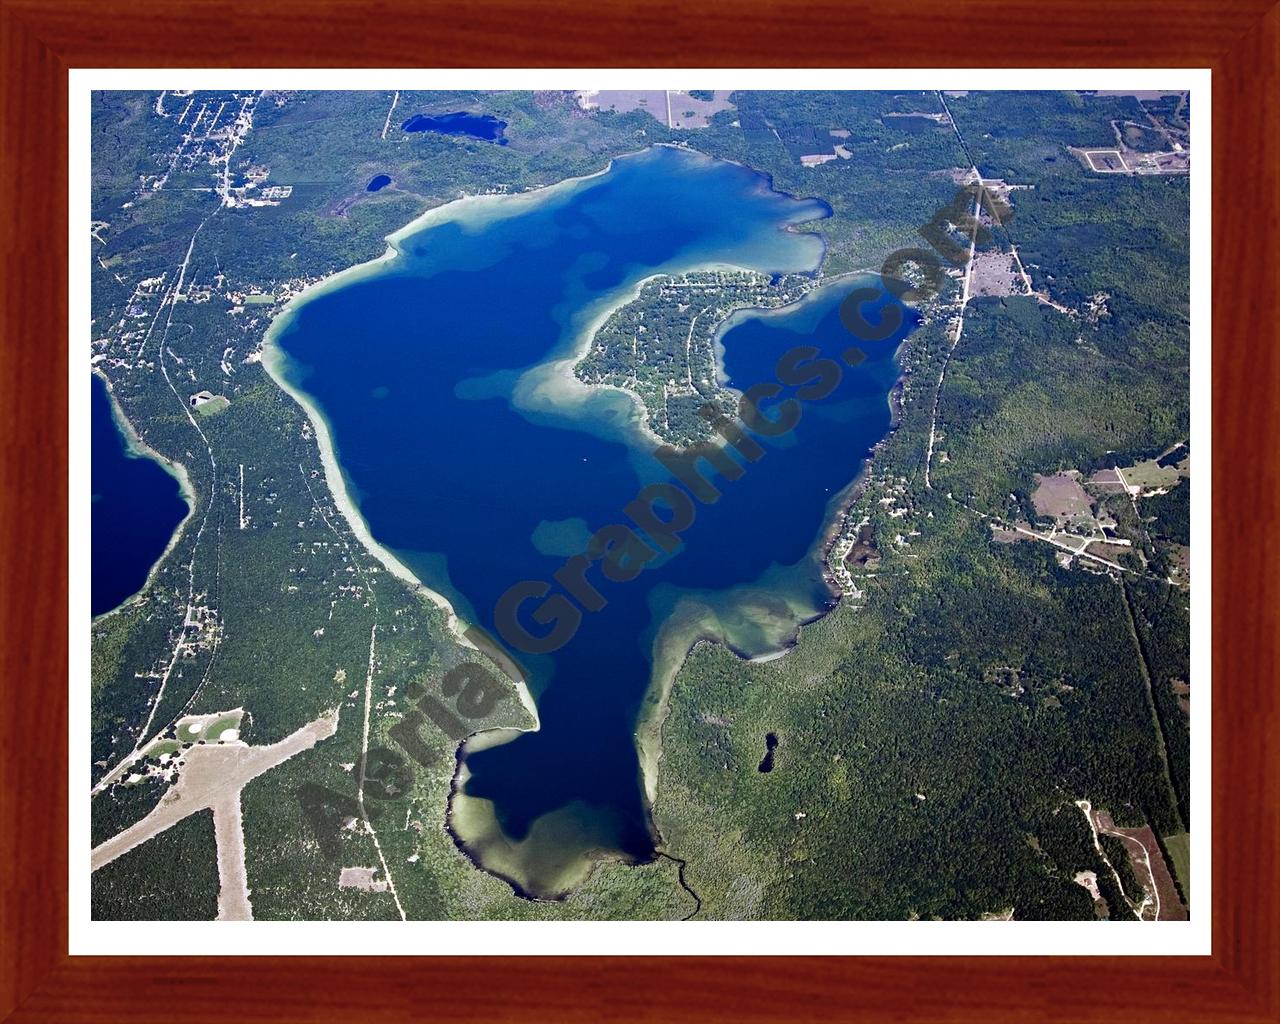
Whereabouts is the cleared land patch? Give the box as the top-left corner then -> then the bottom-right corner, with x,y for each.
573,90 -> 735,130
1031,471 -> 1095,526
1118,452 -> 1190,492
1164,831 -> 1192,904
1091,806 -> 1188,921
339,865 -> 390,892
969,250 -> 1021,298
92,709 -> 340,921
171,708 -> 245,747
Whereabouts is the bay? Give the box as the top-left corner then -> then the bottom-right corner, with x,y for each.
271,146 -> 918,897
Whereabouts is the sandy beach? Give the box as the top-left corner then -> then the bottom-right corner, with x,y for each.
257,148 -> 897,889
91,368 -> 197,624
517,257 -> 838,455
630,272 -> 919,825
262,335 -> 541,730
254,178 -> 629,730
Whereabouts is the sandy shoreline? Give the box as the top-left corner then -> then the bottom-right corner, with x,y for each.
261,339 -> 541,729
567,266 -> 880,451
91,368 -> 198,624
634,587 -> 837,813
256,147 -> 899,898
632,279 -> 920,828
525,260 -> 775,453
253,173 -> 623,730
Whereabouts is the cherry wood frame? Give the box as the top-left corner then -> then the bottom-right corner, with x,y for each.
2,0 -> 1277,1019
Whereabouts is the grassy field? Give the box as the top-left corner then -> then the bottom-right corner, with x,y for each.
1121,454 -> 1190,490
1165,831 -> 1192,903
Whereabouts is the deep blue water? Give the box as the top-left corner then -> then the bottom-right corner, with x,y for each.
367,173 -> 392,192
91,374 -> 189,617
401,111 -> 508,144
273,146 -> 917,894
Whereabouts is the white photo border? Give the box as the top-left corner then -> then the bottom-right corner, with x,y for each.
70,67 -> 1212,956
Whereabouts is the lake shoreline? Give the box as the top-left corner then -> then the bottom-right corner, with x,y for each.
536,261 -> 819,453
257,145 -> 674,638
260,143 -> 830,743
633,297 -> 918,860
517,148 -> 832,453
261,340 -> 542,729
91,368 -> 197,624
259,147 -> 904,904
442,734 -> 654,905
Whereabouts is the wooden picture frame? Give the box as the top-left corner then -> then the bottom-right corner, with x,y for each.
2,1 -> 1276,1019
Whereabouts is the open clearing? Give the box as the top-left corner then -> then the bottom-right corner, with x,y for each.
1164,831 -> 1192,904
969,250 -> 1021,297
92,709 -> 340,920
1072,146 -> 1190,176
1093,808 -> 1189,921
1119,453 -> 1190,491
669,91 -> 736,129
1031,471 -> 1094,525
573,90 -> 735,130
1072,869 -> 1107,917
172,707 -> 244,746
338,866 -> 390,892
575,89 -> 666,120
1087,467 -> 1127,493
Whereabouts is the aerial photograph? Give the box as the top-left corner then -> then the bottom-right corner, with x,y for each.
88,87 -> 1193,924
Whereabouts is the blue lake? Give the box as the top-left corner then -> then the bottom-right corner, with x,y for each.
401,111 -> 508,144
366,173 -> 392,192
271,146 -> 917,896
91,374 -> 189,617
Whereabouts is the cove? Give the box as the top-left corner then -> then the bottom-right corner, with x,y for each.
269,146 -> 918,898
91,373 -> 190,617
